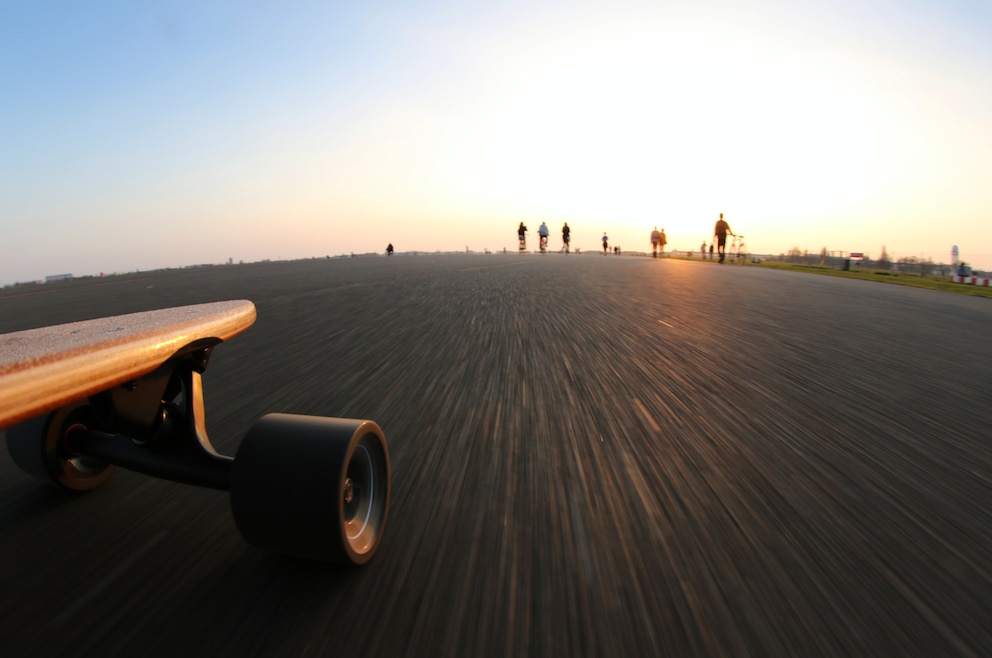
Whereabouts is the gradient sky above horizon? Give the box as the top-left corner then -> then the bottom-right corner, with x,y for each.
2,0 -> 990,283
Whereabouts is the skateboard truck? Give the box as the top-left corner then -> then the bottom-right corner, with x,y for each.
3,302 -> 389,565
62,341 -> 235,490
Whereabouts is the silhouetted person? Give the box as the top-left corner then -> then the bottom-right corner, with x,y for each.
386,243 -> 394,256
602,233 -> 609,255
651,227 -> 661,257
714,213 -> 733,263
518,222 -> 527,252
562,222 -> 571,253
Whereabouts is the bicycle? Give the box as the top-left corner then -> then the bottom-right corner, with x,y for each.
730,234 -> 747,264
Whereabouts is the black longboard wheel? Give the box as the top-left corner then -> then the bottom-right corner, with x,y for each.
230,413 -> 390,565
5,402 -> 116,491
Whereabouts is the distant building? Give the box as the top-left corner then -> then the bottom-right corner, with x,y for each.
44,273 -> 73,283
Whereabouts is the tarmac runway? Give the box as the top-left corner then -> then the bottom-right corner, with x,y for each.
1,254 -> 990,657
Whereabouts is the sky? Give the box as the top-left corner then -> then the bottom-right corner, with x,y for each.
2,0 -> 991,283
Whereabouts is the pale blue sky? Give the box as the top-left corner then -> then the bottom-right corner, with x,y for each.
2,0 -> 991,283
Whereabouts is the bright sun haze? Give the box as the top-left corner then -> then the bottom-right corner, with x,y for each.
1,0 -> 990,283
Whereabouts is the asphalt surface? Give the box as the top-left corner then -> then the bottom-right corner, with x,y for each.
1,254 -> 990,657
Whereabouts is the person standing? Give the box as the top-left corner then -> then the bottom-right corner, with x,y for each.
659,228 -> 667,256
562,222 -> 571,253
650,227 -> 661,257
700,241 -> 706,259
713,213 -> 733,263
602,233 -> 609,255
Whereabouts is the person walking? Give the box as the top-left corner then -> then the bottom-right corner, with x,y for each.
650,227 -> 661,257
659,228 -> 667,256
713,213 -> 734,264
562,222 -> 571,253
700,241 -> 706,259
602,233 -> 609,255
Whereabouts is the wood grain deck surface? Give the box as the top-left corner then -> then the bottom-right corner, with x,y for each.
0,300 -> 256,429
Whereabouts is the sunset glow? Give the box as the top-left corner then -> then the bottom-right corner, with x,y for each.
2,0 -> 990,282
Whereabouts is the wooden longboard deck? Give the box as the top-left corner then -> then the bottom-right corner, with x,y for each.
0,300 -> 256,430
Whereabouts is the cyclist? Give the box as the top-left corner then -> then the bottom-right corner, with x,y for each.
538,222 -> 549,252
562,222 -> 571,253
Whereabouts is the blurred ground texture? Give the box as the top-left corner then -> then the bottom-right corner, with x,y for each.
1,254 -> 989,657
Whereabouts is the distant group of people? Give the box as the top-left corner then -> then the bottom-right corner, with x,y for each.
649,213 -> 734,262
602,234 -> 622,255
688,214 -> 737,263
518,221 -> 573,254
388,213 -> 736,259
513,213 -> 738,261
650,227 -> 667,257
516,222 -> 627,255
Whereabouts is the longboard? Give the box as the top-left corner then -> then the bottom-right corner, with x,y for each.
0,301 -> 389,565
0,300 -> 255,429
